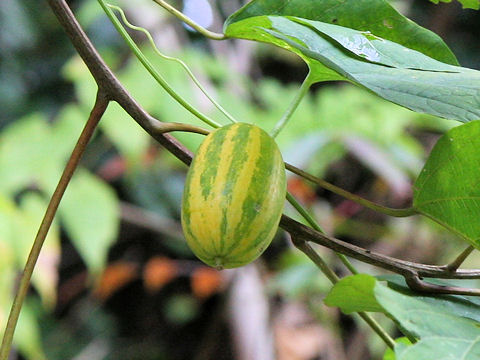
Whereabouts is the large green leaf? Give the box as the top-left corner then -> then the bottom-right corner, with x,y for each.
225,0 -> 458,65
17,194 -> 60,308
413,121 -> 480,249
225,16 -> 480,122
59,170 -> 119,274
325,274 -> 480,360
13,302 -> 46,360
0,114 -> 62,196
0,193 -> 60,308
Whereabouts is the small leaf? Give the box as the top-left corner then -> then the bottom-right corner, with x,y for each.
324,274 -> 384,313
0,193 -> 60,308
413,121 -> 480,249
59,170 -> 119,274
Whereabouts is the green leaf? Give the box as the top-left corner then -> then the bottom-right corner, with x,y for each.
14,301 -> 46,360
429,0 -> 480,10
226,16 -> 480,122
98,102 -> 150,162
17,194 -> 60,309
413,121 -> 480,249
460,0 -> 480,9
384,338 -> 412,360
59,170 -> 119,274
376,285 -> 480,360
0,195 -> 16,308
0,114 -> 62,195
326,274 -> 480,360
324,274 -> 384,313
291,18 -> 458,71
0,109 -> 84,196
225,0 -> 458,65
0,192 -> 60,308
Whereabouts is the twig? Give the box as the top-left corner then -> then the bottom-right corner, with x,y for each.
120,201 -> 183,239
0,91 -> 108,360
48,0 -> 195,166
151,0 -> 227,40
286,163 -> 417,218
287,192 -> 358,275
291,237 -> 396,349
290,233 -> 339,284
405,272 -> 480,296
151,121 -> 209,135
445,245 -> 474,272
282,215 -> 480,281
270,71 -> 313,138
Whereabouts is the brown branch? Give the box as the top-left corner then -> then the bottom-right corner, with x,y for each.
46,0 -> 480,292
445,245 -> 475,272
282,215 -> 480,279
0,91 -> 108,360
48,0 -> 193,165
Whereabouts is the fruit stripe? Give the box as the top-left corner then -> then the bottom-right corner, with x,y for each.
223,134 -> 283,255
184,124 -> 259,255
182,122 -> 286,268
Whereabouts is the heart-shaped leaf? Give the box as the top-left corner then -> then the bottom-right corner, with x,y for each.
413,121 -> 480,249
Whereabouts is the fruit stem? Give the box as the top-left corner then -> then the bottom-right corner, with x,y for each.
214,258 -> 224,271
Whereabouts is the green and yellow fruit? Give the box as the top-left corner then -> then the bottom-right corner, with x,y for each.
181,122 -> 286,269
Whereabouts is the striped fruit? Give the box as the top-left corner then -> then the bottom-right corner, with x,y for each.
181,122 -> 286,270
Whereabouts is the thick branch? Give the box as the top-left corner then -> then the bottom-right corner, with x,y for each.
282,215 -> 480,279
48,0 -> 193,165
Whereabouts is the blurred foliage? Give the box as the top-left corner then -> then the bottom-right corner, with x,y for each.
429,0 -> 480,10
0,0 -> 479,359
